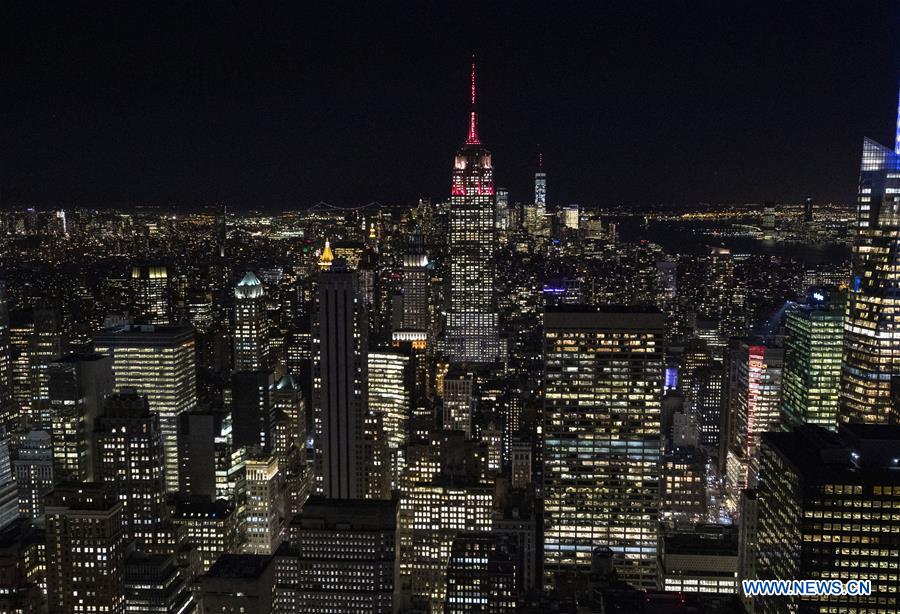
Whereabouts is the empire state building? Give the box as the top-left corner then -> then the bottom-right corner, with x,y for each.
445,60 -> 501,364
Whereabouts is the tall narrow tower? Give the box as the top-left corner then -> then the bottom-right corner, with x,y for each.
534,150 -> 546,212
445,58 -> 500,363
840,87 -> 900,423
233,272 -> 269,372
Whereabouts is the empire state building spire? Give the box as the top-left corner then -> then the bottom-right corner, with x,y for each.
466,56 -> 480,145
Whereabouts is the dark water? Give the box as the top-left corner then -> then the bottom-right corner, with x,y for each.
616,218 -> 849,265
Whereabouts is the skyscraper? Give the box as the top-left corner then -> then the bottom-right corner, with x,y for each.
840,97 -> 900,424
243,453 -> 283,555
722,341 -> 784,492
534,152 -> 546,213
45,482 -> 126,614
233,271 -> 270,372
131,264 -> 170,325
367,351 -> 411,489
13,430 -> 53,521
782,288 -> 844,430
94,392 -> 168,549
755,424 -> 900,613
47,352 -> 114,481
230,370 -> 276,450
313,259 -> 368,499
400,237 -> 429,333
445,60 -> 501,364
274,497 -> 397,613
93,324 -> 197,489
542,307 -> 664,589
28,308 -> 66,429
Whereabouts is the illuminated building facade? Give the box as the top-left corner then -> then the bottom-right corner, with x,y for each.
28,308 -> 66,429
123,551 -> 192,614
94,392 -> 167,549
782,290 -> 844,430
400,237 -> 429,332
724,341 -> 784,491
840,105 -> 900,424
47,352 -> 113,481
397,482 -> 493,612
171,496 -> 239,573
444,532 -> 517,613
313,259 -> 369,499
368,351 -> 411,489
755,424 -> 900,613
445,60 -> 501,364
131,264 -> 170,325
274,497 -> 397,613
542,307 -> 664,589
233,271 -> 270,372
13,430 -> 53,520
243,454 -> 283,555
658,526 -> 738,595
660,447 -> 707,527
94,324 -> 197,489
45,482 -> 125,614
442,370 -> 474,437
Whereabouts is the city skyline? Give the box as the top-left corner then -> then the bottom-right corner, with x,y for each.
3,5 -> 900,614
2,3 -> 899,209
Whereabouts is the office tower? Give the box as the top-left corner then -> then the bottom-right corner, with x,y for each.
123,551 -> 192,614
444,533 -> 517,613
94,324 -> 197,489
131,264 -> 170,325
271,375 -> 310,517
233,272 -> 269,372
782,289 -> 844,430
509,441 -> 532,488
493,492 -> 538,595
28,308 -> 66,428
198,554 -> 276,613
0,519 -> 45,614
9,313 -> 32,417
0,433 -> 18,532
534,152 -> 547,214
542,307 -> 664,589
0,283 -> 12,428
561,204 -> 579,230
841,100 -> 900,423
368,351 -> 411,489
45,482 -> 126,614
658,525 -> 739,595
13,430 -> 53,520
691,365 -> 725,450
48,352 -> 114,481
94,392 -> 167,549
397,433 -> 494,610
660,447 -> 707,527
230,370 -> 276,450
445,60 -> 501,364
313,259 -> 368,499
723,341 -> 784,492
442,369 -> 474,437
178,410 -> 228,499
400,239 -> 429,333
243,453 -> 283,555
755,424 -> 900,613
495,186 -> 510,231
171,496 -> 238,573
274,497 -> 397,613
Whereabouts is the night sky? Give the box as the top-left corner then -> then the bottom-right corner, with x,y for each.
2,2 -> 898,210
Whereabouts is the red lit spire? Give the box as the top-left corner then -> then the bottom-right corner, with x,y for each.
466,55 -> 480,145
